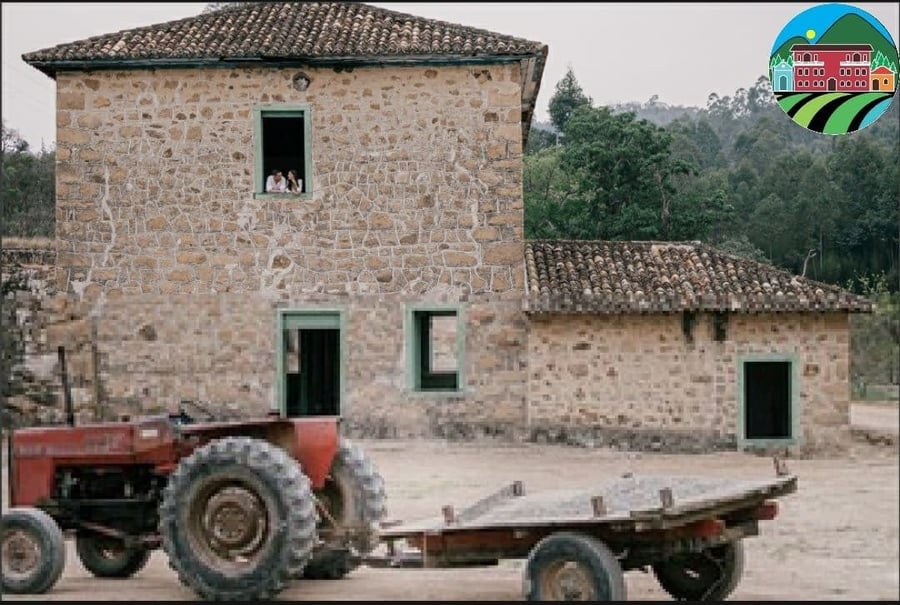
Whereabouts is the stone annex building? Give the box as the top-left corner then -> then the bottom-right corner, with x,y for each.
19,2 -> 871,453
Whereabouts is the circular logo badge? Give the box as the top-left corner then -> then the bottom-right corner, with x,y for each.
769,3 -> 898,135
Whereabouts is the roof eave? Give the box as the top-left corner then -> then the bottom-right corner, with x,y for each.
23,51 -> 544,79
523,294 -> 875,315
519,45 -> 548,150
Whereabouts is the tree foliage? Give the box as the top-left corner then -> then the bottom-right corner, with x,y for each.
557,105 -> 693,240
525,73 -> 899,293
870,50 -> 898,73
1,121 -> 55,237
548,67 -> 592,133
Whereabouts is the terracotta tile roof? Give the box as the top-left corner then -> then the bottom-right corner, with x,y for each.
22,2 -> 545,65
524,240 -> 873,314
23,2 -> 547,146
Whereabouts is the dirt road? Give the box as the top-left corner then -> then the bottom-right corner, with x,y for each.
851,402 -> 899,439
3,438 -> 898,601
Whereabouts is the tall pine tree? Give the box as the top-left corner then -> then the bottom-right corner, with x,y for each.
548,67 -> 592,133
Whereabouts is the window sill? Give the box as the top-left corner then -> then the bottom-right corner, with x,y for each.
738,437 -> 803,449
407,388 -> 468,399
253,192 -> 314,200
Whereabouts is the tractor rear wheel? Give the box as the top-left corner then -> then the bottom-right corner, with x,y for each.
652,541 -> 744,600
303,439 -> 386,580
159,437 -> 317,600
75,534 -> 151,578
1,507 -> 66,594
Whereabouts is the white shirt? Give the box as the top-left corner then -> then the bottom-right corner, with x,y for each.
266,175 -> 288,193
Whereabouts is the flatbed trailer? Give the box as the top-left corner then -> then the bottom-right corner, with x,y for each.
367,461 -> 798,601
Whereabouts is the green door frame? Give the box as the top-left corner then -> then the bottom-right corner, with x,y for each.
736,353 -> 802,449
275,308 -> 346,417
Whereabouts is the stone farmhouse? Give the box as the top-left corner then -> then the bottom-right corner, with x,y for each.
524,240 -> 870,452
19,2 -> 871,453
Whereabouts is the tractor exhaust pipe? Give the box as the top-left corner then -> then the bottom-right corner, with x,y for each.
58,345 -> 75,426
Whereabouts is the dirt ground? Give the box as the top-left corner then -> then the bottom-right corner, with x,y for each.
3,431 -> 898,602
850,402 -> 899,441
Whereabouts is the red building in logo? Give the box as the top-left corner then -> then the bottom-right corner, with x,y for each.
791,44 -> 872,92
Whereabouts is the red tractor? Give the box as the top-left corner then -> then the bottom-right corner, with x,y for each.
1,350 -> 386,600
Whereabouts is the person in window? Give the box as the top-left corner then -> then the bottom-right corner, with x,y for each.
286,169 -> 302,193
266,169 -> 288,193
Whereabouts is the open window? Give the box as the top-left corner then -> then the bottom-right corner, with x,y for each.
254,105 -> 312,195
407,308 -> 463,393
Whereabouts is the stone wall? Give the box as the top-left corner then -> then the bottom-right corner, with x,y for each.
1,239 -> 101,425
527,311 -> 852,454
47,62 -> 529,436
54,63 -> 524,301
37,293 -> 527,438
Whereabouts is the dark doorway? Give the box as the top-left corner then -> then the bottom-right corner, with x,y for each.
743,361 -> 792,440
827,78 -> 836,91
873,79 -> 880,90
779,75 -> 787,90
284,328 -> 340,417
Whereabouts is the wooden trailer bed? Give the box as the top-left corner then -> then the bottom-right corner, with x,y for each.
365,463 -> 798,601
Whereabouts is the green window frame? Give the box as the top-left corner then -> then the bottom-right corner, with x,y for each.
253,104 -> 313,198
736,353 -> 802,449
405,304 -> 466,394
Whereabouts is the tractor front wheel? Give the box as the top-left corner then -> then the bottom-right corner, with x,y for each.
1,507 -> 66,594
159,437 -> 318,601
75,534 -> 151,578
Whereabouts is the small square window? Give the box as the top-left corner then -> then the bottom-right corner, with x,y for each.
408,308 -> 462,392
254,106 -> 312,195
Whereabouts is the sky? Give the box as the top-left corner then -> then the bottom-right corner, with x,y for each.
2,2 -> 898,149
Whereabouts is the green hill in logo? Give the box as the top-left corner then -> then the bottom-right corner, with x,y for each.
816,13 -> 896,64
770,13 -> 898,69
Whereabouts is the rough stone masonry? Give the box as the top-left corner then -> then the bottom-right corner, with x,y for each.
49,62 -> 530,438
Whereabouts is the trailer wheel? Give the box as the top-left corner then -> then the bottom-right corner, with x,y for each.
303,439 -> 387,580
1,507 -> 66,594
524,532 -> 626,601
652,541 -> 744,601
75,534 -> 151,578
159,437 -> 317,600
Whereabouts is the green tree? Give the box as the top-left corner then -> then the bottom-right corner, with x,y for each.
1,121 -> 56,237
525,124 -> 558,155
548,67 -> 592,133
558,106 -> 692,240
828,135 -> 898,286
523,146 -> 576,238
849,274 -> 900,391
